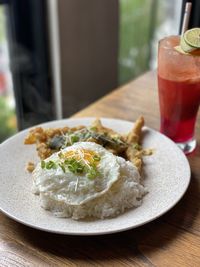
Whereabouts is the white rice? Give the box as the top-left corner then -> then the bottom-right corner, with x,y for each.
37,157 -> 147,220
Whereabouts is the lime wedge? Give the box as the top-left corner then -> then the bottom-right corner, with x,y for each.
184,28 -> 200,48
175,44 -> 200,56
174,45 -> 188,55
180,36 -> 196,53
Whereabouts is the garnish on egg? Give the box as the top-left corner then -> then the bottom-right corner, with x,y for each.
41,149 -> 101,179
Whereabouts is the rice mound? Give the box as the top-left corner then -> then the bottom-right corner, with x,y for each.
38,157 -> 147,220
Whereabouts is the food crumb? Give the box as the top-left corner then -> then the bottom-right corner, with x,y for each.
26,162 -> 35,173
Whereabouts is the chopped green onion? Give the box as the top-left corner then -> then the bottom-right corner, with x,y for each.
67,164 -> 75,173
41,160 -> 46,169
64,158 -> 85,174
59,163 -> 66,173
87,167 -> 100,179
58,152 -> 64,158
90,126 -> 97,132
46,160 -> 57,169
93,155 -> 101,161
84,132 -> 91,139
42,153 -> 101,179
71,135 -> 79,144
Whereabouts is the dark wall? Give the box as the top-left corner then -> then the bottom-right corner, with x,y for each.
57,0 -> 119,117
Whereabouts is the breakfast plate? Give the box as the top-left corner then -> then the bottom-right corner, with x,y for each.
0,118 -> 191,235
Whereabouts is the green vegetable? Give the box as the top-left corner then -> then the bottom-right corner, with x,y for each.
58,152 -> 64,158
48,127 -> 127,154
70,135 -> 79,144
93,155 -> 101,161
64,158 -> 85,174
87,166 -> 100,179
40,151 -> 101,179
41,160 -> 46,169
59,163 -> 66,173
63,157 -> 101,179
90,126 -> 97,132
46,160 -> 57,169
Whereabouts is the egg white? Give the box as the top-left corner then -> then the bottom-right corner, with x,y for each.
33,142 -> 120,205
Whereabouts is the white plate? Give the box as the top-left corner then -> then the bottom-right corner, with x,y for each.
0,118 -> 190,235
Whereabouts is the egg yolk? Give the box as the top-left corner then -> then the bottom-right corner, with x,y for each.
62,149 -> 100,166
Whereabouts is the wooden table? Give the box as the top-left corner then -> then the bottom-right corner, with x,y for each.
1,71 -> 200,267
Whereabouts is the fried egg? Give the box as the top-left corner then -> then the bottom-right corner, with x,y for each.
32,142 -> 146,219
33,142 -> 121,206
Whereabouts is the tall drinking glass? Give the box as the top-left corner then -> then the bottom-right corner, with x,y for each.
158,36 -> 200,154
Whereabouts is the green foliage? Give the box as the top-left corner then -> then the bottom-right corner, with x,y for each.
119,0 -> 152,84
0,96 -> 17,142
0,6 -> 6,43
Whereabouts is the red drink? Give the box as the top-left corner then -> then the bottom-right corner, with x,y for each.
158,77 -> 200,142
158,36 -> 200,153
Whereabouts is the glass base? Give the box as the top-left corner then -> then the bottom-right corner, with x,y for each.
176,139 -> 196,154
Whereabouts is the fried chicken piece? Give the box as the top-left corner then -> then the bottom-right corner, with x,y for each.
24,126 -> 70,159
126,116 -> 144,144
91,118 -> 120,137
24,127 -> 69,145
126,146 -> 143,172
24,117 -> 153,173
125,116 -> 145,172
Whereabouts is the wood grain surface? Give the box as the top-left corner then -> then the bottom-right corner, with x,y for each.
1,71 -> 200,267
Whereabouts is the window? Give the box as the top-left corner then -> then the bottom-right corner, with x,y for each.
0,5 -> 16,142
1,0 -> 191,142
119,0 -> 182,84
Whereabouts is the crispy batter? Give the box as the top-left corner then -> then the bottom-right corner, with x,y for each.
125,146 -> 142,173
24,126 -> 87,161
36,143 -> 56,160
87,137 -> 98,143
124,116 -> 146,172
133,158 -> 142,172
142,148 -> 154,156
26,162 -> 35,173
71,125 -> 86,132
126,116 -> 144,144
24,127 -> 69,144
91,118 -> 126,154
91,118 -> 120,137
24,117 -> 152,172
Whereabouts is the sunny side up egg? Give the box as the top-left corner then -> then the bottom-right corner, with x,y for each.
32,142 -> 146,219
33,142 -> 121,206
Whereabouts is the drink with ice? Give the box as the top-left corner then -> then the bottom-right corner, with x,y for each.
158,35 -> 200,153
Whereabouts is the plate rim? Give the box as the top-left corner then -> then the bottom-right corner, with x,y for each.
0,117 -> 191,235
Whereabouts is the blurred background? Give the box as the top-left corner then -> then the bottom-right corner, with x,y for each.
0,0 -> 197,142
